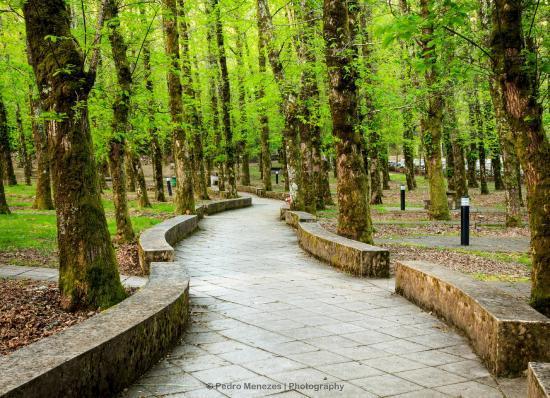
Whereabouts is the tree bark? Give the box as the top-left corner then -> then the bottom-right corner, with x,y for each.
257,0 -> 302,208
211,0 -> 237,198
162,0 -> 195,214
491,0 -> 549,315
446,86 -> 468,201
473,85 -> 489,194
24,0 -> 125,310
324,0 -> 373,243
141,7 -> 165,203
178,0 -> 209,200
16,105 -> 32,186
0,98 -> 11,214
29,91 -> 54,209
131,153 -> 151,208
124,151 -> 136,192
256,10 -> 272,191
235,29 -> 251,187
0,98 -> 16,186
105,0 -> 135,243
420,0 -> 449,220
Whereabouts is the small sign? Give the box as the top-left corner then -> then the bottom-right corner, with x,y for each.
461,197 -> 470,207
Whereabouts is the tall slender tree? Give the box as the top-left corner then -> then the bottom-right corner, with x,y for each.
162,0 -> 195,214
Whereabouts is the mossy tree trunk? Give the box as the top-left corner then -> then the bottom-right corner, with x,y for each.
29,91 -> 54,209
178,0 -> 209,200
211,0 -> 237,198
0,100 -> 10,214
234,28 -> 251,187
16,105 -> 32,186
131,153 -> 151,208
0,157 -> 8,214
324,0 -> 373,243
105,0 -> 135,243
162,0 -> 195,214
466,99 -> 479,189
294,0 -> 321,214
488,46 -> 521,229
124,152 -> 136,192
0,98 -> 16,186
206,14 -> 225,192
23,0 -> 125,310
141,6 -> 166,203
420,0 -> 449,220
472,86 -> 489,195
257,0 -> 303,209
256,12 -> 272,191
381,145 -> 390,190
491,0 -> 549,315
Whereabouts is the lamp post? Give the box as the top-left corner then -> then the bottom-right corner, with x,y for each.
400,185 -> 406,211
166,177 -> 172,197
461,197 -> 470,246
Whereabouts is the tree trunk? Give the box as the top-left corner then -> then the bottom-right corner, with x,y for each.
125,151 -> 136,192
29,91 -> 54,209
24,0 -> 125,310
257,0 -> 302,208
466,98 -> 479,189
162,0 -> 195,213
178,0 -> 209,200
0,99 -> 11,214
318,156 -> 333,207
381,145 -> 390,190
420,0 -> 449,220
492,155 -> 504,190
491,0 -> 550,315
0,155 -> 9,214
131,153 -> 151,208
210,0 -> 237,198
105,0 -> 135,242
0,98 -> 16,186
446,86 -> 468,201
324,0 -> 373,243
16,105 -> 32,186
235,28 -> 251,187
256,15 -> 272,191
473,87 -> 489,194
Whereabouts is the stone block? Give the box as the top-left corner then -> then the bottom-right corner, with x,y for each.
528,362 -> 550,398
395,260 -> 550,377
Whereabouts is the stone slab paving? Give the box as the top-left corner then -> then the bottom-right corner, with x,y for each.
124,197 -> 525,398
376,235 -> 529,253
0,264 -> 146,288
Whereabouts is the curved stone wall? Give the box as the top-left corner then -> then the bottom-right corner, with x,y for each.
284,210 -> 390,278
0,197 -> 253,398
396,260 -> 550,377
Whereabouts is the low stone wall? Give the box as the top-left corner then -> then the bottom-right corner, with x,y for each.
284,210 -> 390,278
0,232 -> 193,398
396,260 -> 550,377
237,185 -> 287,201
202,196 -> 252,216
528,363 -> 550,398
139,215 -> 199,273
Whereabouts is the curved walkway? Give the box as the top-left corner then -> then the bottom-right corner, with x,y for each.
124,197 -> 524,398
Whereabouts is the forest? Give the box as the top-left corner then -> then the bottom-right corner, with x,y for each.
0,0 -> 548,319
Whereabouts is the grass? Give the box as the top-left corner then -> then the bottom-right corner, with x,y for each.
0,184 -> 169,257
471,272 -> 530,283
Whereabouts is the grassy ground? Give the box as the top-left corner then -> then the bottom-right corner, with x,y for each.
0,181 -> 180,268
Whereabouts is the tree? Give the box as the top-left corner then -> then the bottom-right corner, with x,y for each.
23,0 -> 126,310
490,0 -> 550,315
211,0 -> 237,197
419,0 -> 449,220
0,97 -> 11,214
29,89 -> 54,210
105,0 -> 135,242
323,0 -> 373,243
0,97 -> 16,186
162,0 -> 195,214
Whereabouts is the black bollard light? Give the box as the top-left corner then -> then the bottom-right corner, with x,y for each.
166,177 -> 173,197
275,170 -> 279,185
460,196 -> 470,246
400,184 -> 406,211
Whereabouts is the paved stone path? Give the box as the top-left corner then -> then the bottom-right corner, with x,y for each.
124,197 -> 524,398
376,235 -> 529,253
0,264 -> 146,288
